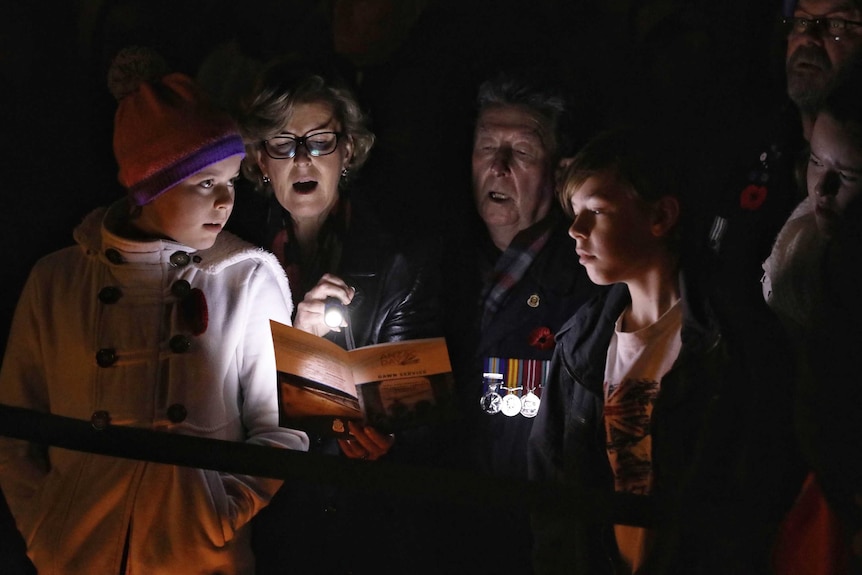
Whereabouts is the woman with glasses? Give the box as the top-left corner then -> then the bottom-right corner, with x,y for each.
235,57 -> 440,574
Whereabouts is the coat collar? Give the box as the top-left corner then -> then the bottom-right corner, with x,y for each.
71,201 -> 292,314
557,271 -> 721,399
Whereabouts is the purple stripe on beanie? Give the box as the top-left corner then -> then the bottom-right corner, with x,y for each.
129,135 -> 246,206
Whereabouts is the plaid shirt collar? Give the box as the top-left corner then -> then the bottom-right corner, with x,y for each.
480,210 -> 560,330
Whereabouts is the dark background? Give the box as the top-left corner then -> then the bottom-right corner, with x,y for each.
1,1 -> 790,570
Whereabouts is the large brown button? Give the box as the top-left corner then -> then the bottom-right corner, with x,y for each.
169,251 -> 191,267
171,280 -> 191,298
96,348 -> 118,367
105,249 -> 124,264
167,403 -> 187,423
169,334 -> 192,353
91,410 -> 111,430
98,286 -> 122,304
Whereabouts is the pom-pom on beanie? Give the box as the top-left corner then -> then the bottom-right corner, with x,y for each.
108,46 -> 245,206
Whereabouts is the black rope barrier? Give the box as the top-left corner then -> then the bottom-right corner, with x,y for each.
0,404 -> 655,527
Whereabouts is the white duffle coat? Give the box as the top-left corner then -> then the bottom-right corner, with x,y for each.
0,202 -> 308,574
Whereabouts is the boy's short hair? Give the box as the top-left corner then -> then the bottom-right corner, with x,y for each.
559,128 -> 683,209
558,126 -> 689,247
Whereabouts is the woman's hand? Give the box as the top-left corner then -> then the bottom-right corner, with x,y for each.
338,421 -> 394,461
293,273 -> 355,337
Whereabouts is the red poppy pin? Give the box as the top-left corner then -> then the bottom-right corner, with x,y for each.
740,184 -> 768,211
528,326 -> 555,351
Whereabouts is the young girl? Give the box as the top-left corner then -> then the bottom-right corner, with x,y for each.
528,128 -> 803,574
0,47 -> 308,575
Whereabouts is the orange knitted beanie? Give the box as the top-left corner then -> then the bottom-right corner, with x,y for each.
108,47 -> 245,205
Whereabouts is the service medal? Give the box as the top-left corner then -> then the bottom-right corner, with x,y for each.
500,392 -> 522,417
520,391 -> 541,418
480,390 -> 502,414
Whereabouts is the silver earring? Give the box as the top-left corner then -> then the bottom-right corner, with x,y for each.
341,168 -> 349,178
262,175 -> 271,184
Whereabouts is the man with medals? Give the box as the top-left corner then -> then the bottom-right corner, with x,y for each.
432,69 -> 604,575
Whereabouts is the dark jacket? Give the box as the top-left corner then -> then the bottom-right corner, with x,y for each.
423,211 -> 601,575
230,189 -> 442,575
441,211 -> 603,479
707,101 -> 806,307
529,275 -> 805,575
228,189 -> 439,350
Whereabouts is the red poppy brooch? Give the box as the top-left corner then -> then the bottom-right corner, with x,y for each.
740,184 -> 768,211
528,326 -> 555,351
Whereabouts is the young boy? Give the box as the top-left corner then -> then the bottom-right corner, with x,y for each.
0,47 -> 308,574
528,128 -> 804,574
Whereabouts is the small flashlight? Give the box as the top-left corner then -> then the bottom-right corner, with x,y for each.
323,297 -> 346,328
323,296 -> 356,350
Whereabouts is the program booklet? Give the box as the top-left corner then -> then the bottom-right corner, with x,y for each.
270,320 -> 457,437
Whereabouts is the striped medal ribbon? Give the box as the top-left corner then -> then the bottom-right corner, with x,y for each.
480,357 -> 549,417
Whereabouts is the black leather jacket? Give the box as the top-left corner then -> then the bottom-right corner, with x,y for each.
234,189 -> 443,575
227,188 -> 440,350
322,201 -> 439,349
529,273 -> 806,575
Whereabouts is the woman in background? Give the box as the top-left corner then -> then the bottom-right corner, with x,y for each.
764,77 -> 862,575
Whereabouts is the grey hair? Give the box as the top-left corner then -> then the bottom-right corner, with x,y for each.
476,72 -> 571,158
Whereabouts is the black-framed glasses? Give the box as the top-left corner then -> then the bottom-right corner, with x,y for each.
781,16 -> 862,37
262,131 -> 341,160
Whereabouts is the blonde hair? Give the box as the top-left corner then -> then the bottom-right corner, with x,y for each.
239,60 -> 375,192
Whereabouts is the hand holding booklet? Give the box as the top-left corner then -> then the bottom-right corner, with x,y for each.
270,320 -> 457,437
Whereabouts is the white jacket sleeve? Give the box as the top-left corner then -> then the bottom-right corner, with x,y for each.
204,254 -> 308,542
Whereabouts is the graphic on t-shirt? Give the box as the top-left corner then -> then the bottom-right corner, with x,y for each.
604,378 -> 660,495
